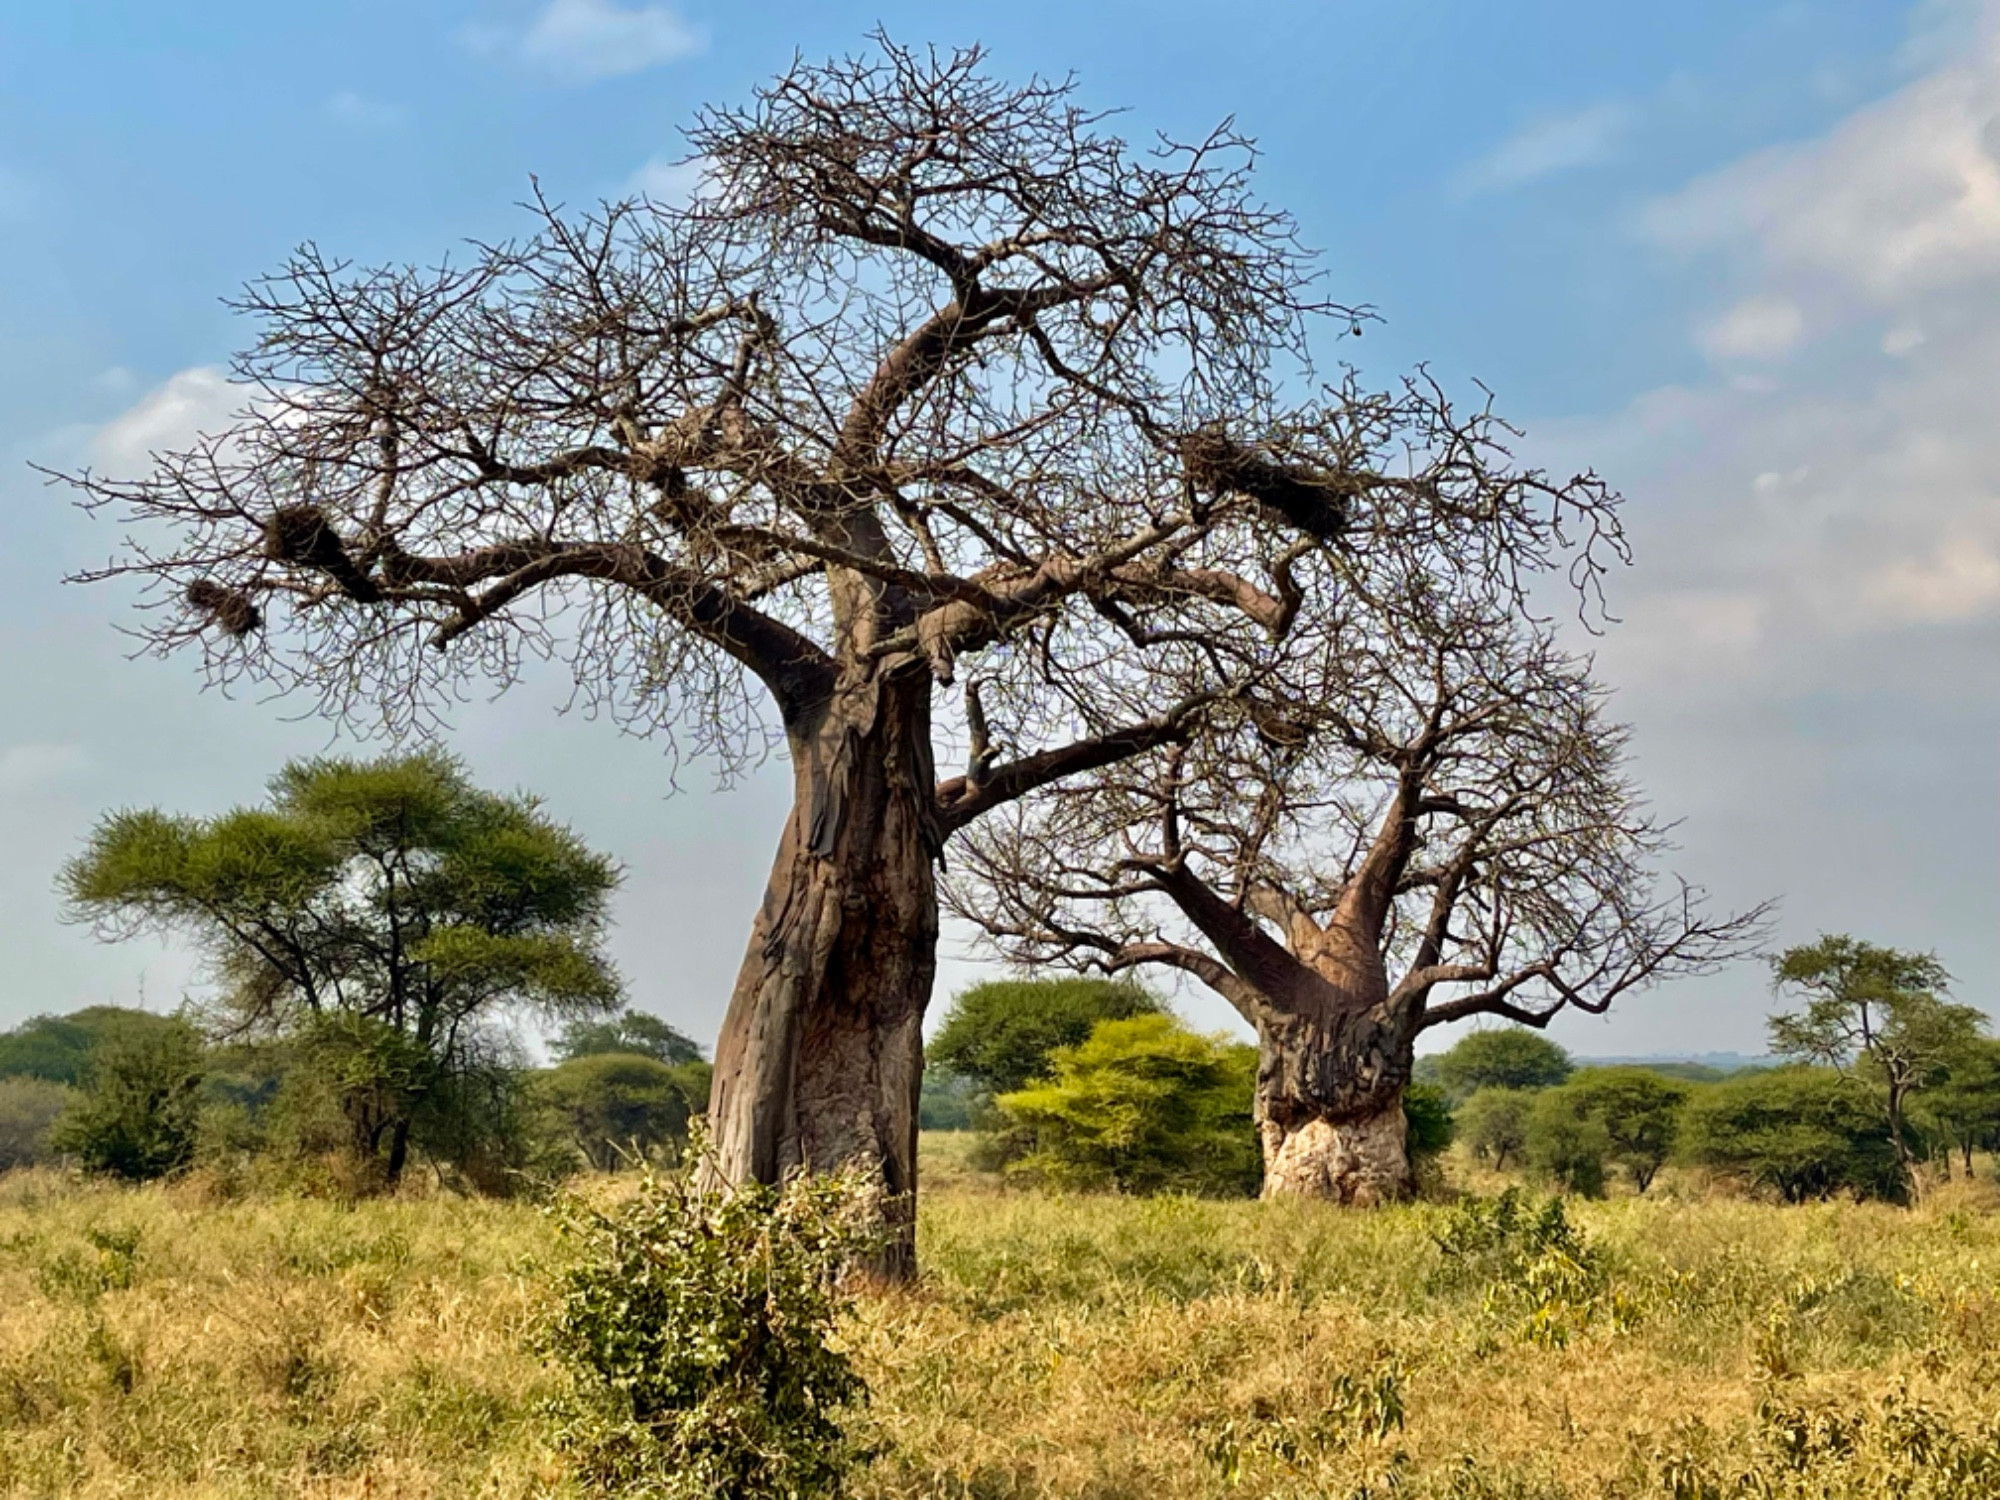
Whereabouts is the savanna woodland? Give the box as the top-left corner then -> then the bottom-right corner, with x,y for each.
8,30 -> 1994,1500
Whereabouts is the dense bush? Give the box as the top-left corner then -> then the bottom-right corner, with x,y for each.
993,1014 -> 1260,1196
1404,1083 -> 1457,1166
1523,1088 -> 1610,1197
552,1009 -> 704,1066
1457,1087 -> 1534,1170
49,1015 -> 206,1180
0,1006 -> 183,1086
535,1052 -> 707,1170
1528,1072 -> 1688,1200
1678,1066 -> 1906,1203
918,1068 -> 980,1131
1425,1029 -> 1573,1101
928,977 -> 1163,1097
537,1141 -> 874,1498
0,1077 -> 71,1168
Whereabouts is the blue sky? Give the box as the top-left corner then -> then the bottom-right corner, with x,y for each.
2,0 -> 1994,1056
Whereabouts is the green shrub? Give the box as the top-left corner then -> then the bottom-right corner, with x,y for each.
1678,1066 -> 1905,1203
993,1014 -> 1260,1196
1458,1087 -> 1534,1170
48,1016 -> 206,1180
1556,1067 -> 1688,1192
1524,1089 -> 1609,1197
918,1068 -> 979,1131
1405,1083 -> 1456,1165
536,1139 -> 875,1499
0,1006 -> 184,1086
0,1077 -> 72,1169
928,977 -> 1163,1097
535,1051 -> 701,1171
552,1009 -> 704,1066
1428,1029 -> 1572,1102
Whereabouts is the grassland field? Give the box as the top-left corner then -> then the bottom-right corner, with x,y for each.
2,1134 -> 1999,1499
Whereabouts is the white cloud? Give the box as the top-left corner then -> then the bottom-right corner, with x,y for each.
467,0 -> 704,84
326,91 -> 407,131
1644,17 -> 2000,307
627,154 -> 710,204
1458,103 -> 1634,194
89,367 -> 243,473
1699,295 -> 1805,361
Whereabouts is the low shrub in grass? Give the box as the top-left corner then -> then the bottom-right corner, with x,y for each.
536,1134 -> 877,1498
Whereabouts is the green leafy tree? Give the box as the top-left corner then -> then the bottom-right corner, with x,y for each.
538,1138 -> 874,1499
928,978 -> 1162,1098
1458,1087 -> 1533,1171
538,1053 -> 708,1171
553,1010 -> 704,1066
1678,1066 -> 1905,1204
0,1078 -> 72,1169
994,1014 -> 1260,1196
1524,1088 -> 1609,1197
1430,1030 -> 1573,1102
62,751 -> 621,1185
1916,1036 -> 2000,1178
917,1069 -> 979,1132
1557,1067 -> 1689,1193
0,1007 -> 183,1086
49,1016 -> 207,1180
1768,935 -> 1982,1182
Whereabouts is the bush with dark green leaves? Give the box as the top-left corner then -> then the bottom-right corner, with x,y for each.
1404,1083 -> 1456,1167
1426,1029 -> 1573,1102
1678,1066 -> 1906,1203
1523,1088 -> 1610,1197
1457,1087 -> 1534,1171
918,1068 -> 979,1131
0,1006 -> 183,1086
537,1140 -> 875,1499
536,1052 -> 709,1170
993,1014 -> 1260,1196
927,977 -> 1162,1098
1554,1067 -> 1689,1192
0,1077 -> 71,1169
552,1009 -> 704,1066
49,1016 -> 206,1180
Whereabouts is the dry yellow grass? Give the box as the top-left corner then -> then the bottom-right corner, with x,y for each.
2,1140 -> 1998,1497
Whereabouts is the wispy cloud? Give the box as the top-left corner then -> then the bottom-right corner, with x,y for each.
627,154 -> 711,204
1457,102 -> 1634,195
1698,296 -> 1805,362
463,0 -> 704,84
88,367 -> 242,474
325,91 -> 408,131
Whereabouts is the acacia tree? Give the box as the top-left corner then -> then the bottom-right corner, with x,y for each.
1768,935 -> 1981,1184
59,40 -> 1620,1265
62,751 -> 620,1184
952,578 -> 1766,1202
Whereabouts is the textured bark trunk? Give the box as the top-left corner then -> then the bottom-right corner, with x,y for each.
1254,998 -> 1420,1204
705,668 -> 938,1280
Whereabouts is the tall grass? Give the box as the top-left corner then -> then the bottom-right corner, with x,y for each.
1,1141 -> 1998,1496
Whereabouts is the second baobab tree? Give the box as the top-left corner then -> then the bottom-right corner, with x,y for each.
60,38 -> 1620,1266
953,571 -> 1768,1202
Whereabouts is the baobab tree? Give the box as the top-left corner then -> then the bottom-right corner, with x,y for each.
59,38 -> 1621,1266
951,573 -> 1768,1202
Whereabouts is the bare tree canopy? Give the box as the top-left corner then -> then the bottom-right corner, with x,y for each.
57,35 -> 1626,1269
949,568 -> 1770,1201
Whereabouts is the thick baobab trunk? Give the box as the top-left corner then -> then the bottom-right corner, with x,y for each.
705,669 -> 939,1279
1254,1001 -> 1421,1205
